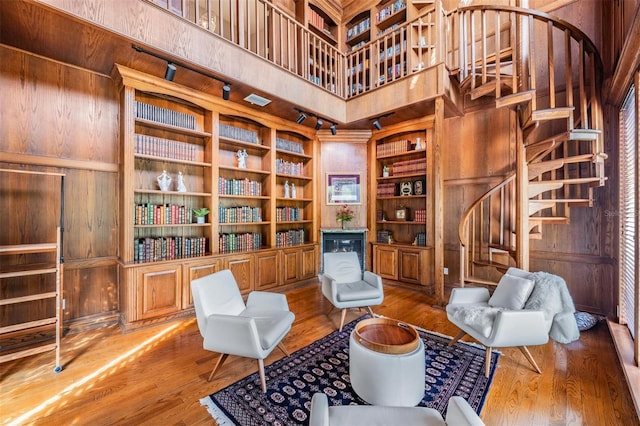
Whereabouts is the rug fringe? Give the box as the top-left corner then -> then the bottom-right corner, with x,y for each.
199,397 -> 234,425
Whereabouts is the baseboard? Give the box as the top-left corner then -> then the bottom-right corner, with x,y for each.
607,319 -> 640,419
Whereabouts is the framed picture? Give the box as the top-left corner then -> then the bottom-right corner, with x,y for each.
327,173 -> 362,204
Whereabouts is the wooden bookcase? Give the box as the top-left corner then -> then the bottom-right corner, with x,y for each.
113,65 -> 318,331
369,121 -> 435,288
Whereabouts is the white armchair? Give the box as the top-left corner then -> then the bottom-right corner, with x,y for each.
191,269 -> 295,392
309,393 -> 485,426
446,267 -> 551,377
322,252 -> 384,332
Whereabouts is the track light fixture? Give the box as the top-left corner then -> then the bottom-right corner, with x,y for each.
294,108 -> 335,133
315,118 -> 324,130
330,123 -> 337,135
165,63 -> 176,81
370,112 -> 395,131
296,112 -> 307,124
132,45 -> 231,100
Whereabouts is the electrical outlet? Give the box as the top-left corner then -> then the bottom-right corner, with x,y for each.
443,267 -> 449,275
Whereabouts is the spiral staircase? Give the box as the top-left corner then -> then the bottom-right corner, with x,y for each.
451,6 -> 606,286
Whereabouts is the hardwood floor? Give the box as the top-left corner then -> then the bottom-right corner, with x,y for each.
1,283 -> 638,425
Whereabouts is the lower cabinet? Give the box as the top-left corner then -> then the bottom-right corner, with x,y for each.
372,244 -> 434,288
119,243 -> 318,330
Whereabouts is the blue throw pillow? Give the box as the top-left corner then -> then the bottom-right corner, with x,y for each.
574,311 -> 599,331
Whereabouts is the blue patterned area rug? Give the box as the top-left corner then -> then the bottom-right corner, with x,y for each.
200,316 -> 499,425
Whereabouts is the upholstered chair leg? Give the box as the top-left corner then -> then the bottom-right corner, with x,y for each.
339,309 -> 348,332
257,359 -> 267,392
485,347 -> 492,377
366,306 -> 375,318
448,330 -> 467,347
278,342 -> 290,357
519,346 -> 542,374
208,353 -> 229,382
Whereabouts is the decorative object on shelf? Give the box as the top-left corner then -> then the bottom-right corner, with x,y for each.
337,204 -> 354,229
400,181 -> 413,196
157,170 -> 172,192
193,207 -> 210,224
383,166 -> 390,177
284,180 -> 290,198
413,179 -> 424,195
415,137 -> 423,150
236,149 -> 248,169
395,206 -> 408,221
291,183 -> 296,199
176,171 -> 187,192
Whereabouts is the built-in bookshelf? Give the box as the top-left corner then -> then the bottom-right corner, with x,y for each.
275,131 -> 314,248
114,64 -> 319,330
369,123 -> 434,287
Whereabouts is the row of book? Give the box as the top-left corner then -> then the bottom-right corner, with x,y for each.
219,232 -> 262,253
134,134 -> 202,162
414,209 -> 427,223
135,204 -> 194,225
276,158 -> 305,176
218,177 -> 262,196
392,158 -> 426,176
276,137 -> 305,155
219,123 -> 259,144
377,139 -> 412,156
414,232 -> 427,246
377,230 -> 393,244
376,0 -> 406,23
219,206 -> 262,223
133,236 -> 207,263
307,6 -> 329,31
135,101 -> 196,130
378,40 -> 407,62
276,207 -> 303,222
377,183 -> 397,197
347,17 -> 370,40
275,229 -> 305,247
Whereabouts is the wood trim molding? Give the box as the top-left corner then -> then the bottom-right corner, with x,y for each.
0,152 -> 118,173
606,5 -> 640,106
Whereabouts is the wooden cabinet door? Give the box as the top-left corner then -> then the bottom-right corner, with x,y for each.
183,259 -> 222,308
399,249 -> 424,284
136,264 -> 182,320
282,249 -> 299,285
300,245 -> 318,280
256,250 -> 281,290
374,245 -> 398,280
224,254 -> 254,294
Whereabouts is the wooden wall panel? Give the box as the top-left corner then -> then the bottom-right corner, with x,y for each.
0,46 -> 120,329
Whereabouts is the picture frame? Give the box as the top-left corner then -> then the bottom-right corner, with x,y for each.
327,173 -> 362,205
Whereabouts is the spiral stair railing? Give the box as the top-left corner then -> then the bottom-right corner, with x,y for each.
452,6 -> 606,286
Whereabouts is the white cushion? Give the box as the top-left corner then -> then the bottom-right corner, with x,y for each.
488,274 -> 535,310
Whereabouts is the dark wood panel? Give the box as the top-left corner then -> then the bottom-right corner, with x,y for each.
63,264 -> 118,321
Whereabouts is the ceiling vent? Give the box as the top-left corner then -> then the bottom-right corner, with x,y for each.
244,93 -> 271,107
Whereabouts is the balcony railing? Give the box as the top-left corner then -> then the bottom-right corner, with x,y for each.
147,0 -> 445,99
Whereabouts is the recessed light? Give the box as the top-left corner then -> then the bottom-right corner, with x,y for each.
244,93 -> 271,107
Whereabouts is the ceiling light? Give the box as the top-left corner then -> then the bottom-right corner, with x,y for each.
244,93 -> 271,107
373,119 -> 382,130
296,112 -> 307,124
315,119 -> 324,130
222,84 -> 231,101
330,123 -> 337,135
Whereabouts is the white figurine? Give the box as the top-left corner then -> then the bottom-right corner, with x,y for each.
157,170 -> 171,192
415,137 -> 423,150
291,183 -> 296,199
236,149 -> 248,169
284,180 -> 290,198
176,171 -> 187,192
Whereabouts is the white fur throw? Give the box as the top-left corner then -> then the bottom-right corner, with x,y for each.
524,271 -> 580,343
